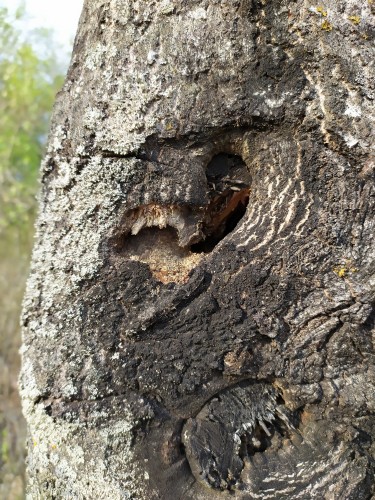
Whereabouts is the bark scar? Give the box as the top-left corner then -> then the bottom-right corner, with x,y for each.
111,153 -> 251,284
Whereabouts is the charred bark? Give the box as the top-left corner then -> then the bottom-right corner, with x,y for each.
21,1 -> 374,498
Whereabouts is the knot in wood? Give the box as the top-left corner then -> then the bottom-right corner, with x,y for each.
182,382 -> 296,491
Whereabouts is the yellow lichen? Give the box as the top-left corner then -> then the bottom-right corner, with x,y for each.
333,266 -> 347,278
348,15 -> 361,25
317,6 -> 327,16
321,20 -> 333,31
333,261 -> 358,278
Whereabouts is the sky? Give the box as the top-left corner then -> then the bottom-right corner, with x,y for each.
1,0 -> 84,48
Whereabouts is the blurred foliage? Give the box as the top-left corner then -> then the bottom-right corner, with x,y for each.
0,3 -> 65,231
0,4 -> 67,497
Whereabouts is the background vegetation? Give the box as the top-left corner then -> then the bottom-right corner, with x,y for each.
0,5 -> 67,497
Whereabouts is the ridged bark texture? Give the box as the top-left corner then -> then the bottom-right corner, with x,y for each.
21,1 -> 374,498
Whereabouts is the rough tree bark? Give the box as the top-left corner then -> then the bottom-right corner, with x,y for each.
21,1 -> 374,498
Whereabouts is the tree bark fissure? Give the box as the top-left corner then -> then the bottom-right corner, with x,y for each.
21,0 -> 374,498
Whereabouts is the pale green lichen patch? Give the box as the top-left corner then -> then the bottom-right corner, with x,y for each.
22,399 -> 142,499
84,43 -> 108,71
159,0 -> 175,15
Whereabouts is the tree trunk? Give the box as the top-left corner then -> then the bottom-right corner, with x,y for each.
21,1 -> 374,498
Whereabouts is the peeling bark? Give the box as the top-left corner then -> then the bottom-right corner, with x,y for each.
21,1 -> 374,498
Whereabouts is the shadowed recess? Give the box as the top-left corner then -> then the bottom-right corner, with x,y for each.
114,152 -> 251,283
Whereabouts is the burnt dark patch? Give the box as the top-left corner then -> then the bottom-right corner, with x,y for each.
191,187 -> 249,253
182,382 -> 299,491
206,153 -> 248,180
191,152 -> 250,253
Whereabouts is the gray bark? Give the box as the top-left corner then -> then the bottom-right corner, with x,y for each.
21,0 -> 374,498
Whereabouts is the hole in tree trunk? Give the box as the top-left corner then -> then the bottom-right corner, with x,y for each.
191,188 -> 249,253
191,153 -> 250,253
112,152 -> 250,283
